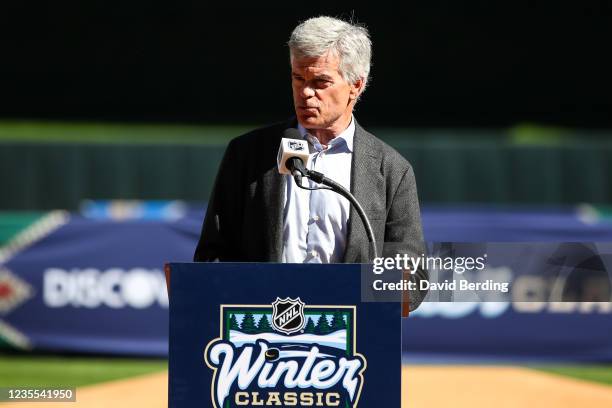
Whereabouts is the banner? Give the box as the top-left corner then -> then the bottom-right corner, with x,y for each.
1,207 -> 611,361
403,242 -> 612,362
0,214 -> 199,355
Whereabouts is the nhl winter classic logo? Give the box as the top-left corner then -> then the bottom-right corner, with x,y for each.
204,299 -> 367,407
271,297 -> 305,334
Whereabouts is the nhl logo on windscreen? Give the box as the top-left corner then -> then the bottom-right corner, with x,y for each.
288,140 -> 305,151
272,297 -> 305,334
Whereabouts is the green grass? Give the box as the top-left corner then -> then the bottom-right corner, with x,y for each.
0,120 -> 252,145
1,356 -> 611,390
0,355 -> 167,387
3,120 -> 611,147
0,120 -> 510,148
533,365 -> 612,386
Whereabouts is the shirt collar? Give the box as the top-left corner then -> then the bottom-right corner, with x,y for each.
297,116 -> 355,153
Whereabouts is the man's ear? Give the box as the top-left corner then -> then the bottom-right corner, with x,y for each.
349,78 -> 364,101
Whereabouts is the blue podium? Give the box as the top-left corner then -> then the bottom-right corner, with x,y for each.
167,263 -> 400,408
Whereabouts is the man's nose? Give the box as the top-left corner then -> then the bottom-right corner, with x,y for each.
300,85 -> 315,98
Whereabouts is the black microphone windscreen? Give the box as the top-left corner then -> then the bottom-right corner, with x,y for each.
282,128 -> 302,140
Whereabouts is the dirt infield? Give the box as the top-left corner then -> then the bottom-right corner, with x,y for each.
0,371 -> 167,408
404,365 -> 612,407
3,365 -> 612,407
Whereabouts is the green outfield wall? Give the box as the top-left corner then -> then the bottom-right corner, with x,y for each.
1,141 -> 610,210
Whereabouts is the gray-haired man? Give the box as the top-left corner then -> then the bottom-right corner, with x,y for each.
194,16 -> 428,310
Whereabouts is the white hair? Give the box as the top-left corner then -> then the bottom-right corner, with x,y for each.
288,16 -> 372,94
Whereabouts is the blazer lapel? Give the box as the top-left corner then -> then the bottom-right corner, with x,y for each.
262,118 -> 299,262
343,122 -> 383,263
262,166 -> 285,262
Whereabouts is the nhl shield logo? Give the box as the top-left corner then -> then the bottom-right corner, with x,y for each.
271,297 -> 305,334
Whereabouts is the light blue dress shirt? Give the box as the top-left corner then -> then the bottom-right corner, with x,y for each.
281,117 -> 355,263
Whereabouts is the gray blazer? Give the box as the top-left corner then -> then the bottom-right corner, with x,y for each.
194,118 -> 428,310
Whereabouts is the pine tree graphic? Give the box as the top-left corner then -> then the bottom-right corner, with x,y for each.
330,310 -> 346,331
229,314 -> 240,330
315,312 -> 331,335
256,315 -> 272,333
304,317 -> 316,334
241,313 -> 257,334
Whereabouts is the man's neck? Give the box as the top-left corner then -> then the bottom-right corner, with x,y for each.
307,114 -> 353,146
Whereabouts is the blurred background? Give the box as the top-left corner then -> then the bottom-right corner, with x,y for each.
1,1 -> 611,407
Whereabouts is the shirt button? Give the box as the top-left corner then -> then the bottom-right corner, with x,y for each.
310,250 -> 318,258
312,215 -> 320,222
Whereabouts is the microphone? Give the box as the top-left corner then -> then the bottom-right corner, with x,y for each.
277,130 -> 310,180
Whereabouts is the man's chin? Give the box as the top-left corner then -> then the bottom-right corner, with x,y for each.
296,115 -> 322,129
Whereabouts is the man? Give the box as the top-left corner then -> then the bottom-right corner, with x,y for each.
194,16 -> 427,310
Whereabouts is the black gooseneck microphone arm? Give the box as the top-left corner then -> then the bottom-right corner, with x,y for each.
286,157 -> 378,261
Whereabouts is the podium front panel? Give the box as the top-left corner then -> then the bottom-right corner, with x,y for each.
168,263 -> 400,408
